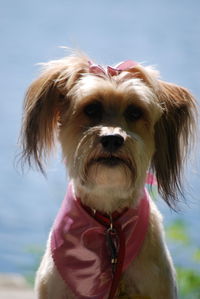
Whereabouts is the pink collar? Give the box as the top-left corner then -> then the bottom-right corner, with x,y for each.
51,183 -> 150,299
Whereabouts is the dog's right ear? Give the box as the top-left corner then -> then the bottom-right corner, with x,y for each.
20,54 -> 89,173
152,81 -> 197,207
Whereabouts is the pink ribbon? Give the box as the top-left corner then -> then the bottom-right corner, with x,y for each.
88,60 -> 138,77
146,173 -> 157,185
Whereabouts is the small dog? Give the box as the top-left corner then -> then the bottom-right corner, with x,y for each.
21,52 -> 196,299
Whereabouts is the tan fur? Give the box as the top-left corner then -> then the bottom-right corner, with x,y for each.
20,52 -> 196,298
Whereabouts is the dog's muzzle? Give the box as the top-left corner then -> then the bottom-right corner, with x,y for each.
93,134 -> 125,166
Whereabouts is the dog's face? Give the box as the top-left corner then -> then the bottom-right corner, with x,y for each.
59,70 -> 162,211
21,53 -> 196,212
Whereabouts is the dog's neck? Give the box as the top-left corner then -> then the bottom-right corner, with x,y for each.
72,179 -> 145,214
51,181 -> 150,299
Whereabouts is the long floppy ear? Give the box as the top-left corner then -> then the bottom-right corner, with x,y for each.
152,81 -> 196,207
21,54 -> 89,173
123,64 -> 196,206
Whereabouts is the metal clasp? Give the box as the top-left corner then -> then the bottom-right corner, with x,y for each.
106,216 -> 118,272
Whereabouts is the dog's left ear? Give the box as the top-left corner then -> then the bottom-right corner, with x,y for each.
151,80 -> 196,207
21,54 -> 89,173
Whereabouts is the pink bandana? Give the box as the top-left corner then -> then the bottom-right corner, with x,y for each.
51,184 -> 150,299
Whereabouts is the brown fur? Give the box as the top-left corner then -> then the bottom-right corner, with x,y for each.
152,81 -> 196,206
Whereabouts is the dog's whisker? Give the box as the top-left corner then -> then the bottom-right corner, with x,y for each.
127,131 -> 143,143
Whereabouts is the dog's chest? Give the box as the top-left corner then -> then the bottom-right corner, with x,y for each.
51,183 -> 150,299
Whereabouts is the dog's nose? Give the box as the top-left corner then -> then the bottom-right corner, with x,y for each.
100,134 -> 124,152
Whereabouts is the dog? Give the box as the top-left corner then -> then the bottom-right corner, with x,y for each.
20,52 -> 196,299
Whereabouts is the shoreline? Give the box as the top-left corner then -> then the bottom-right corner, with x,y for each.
0,274 -> 34,299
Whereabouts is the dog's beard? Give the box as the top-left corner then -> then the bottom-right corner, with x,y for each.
71,127 -> 146,195
87,158 -> 134,189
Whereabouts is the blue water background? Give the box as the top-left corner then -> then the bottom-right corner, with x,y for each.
0,0 -> 200,276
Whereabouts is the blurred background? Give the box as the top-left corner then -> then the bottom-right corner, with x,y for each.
0,0 -> 200,298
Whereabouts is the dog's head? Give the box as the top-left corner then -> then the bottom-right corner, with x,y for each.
21,53 -> 196,212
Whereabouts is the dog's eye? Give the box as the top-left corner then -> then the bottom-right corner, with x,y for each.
125,105 -> 143,121
84,101 -> 103,119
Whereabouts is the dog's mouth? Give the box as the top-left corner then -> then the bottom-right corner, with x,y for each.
91,155 -> 128,167
96,156 -> 124,166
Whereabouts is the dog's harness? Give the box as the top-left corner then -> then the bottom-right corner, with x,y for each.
51,183 -> 150,299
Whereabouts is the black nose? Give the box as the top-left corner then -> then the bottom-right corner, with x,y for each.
100,134 -> 124,152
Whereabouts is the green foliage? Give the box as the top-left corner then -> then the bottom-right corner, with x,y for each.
166,219 -> 190,245
193,249 -> 200,262
177,268 -> 200,299
167,219 -> 200,298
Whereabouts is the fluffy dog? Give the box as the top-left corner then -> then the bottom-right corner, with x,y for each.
21,53 -> 196,299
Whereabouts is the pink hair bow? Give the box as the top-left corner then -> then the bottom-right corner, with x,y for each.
88,60 -> 138,76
